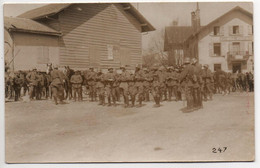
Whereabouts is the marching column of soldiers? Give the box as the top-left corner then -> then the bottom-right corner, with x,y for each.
5,58 -> 254,112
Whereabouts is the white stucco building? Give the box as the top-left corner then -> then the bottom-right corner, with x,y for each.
186,6 -> 253,73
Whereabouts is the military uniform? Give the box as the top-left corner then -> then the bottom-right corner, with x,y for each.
179,58 -> 195,112
36,72 -> 45,100
134,67 -> 144,107
70,71 -> 83,101
50,68 -> 65,105
128,74 -> 137,107
192,61 -> 203,109
13,72 -> 24,101
202,65 -> 213,101
26,69 -> 39,100
104,69 -> 116,106
96,71 -> 105,105
166,67 -> 179,101
143,69 -> 153,102
151,73 -> 161,107
156,67 -> 167,101
119,67 -> 131,107
84,69 -> 97,101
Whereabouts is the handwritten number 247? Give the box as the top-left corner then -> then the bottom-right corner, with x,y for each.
212,147 -> 227,153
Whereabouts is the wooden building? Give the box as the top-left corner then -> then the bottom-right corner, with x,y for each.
5,3 -> 155,71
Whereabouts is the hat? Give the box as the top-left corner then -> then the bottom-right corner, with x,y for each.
32,67 -> 37,70
143,67 -> 148,71
184,57 -> 191,64
191,58 -> 198,64
108,67 -> 113,70
203,64 -> 209,68
158,66 -> 165,71
136,64 -> 141,69
120,65 -> 126,69
89,66 -> 94,69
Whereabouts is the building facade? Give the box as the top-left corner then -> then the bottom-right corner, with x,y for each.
5,3 -> 155,71
164,6 -> 253,73
186,6 -> 253,73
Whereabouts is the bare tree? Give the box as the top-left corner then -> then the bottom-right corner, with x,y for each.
143,28 -> 169,68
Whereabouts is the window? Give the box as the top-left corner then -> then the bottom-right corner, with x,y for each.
213,43 -> 221,56
107,44 -> 114,60
214,26 -> 220,35
232,42 -> 240,55
214,64 -> 221,71
233,25 -> 239,34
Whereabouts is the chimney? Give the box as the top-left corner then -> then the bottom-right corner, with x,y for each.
191,2 -> 200,32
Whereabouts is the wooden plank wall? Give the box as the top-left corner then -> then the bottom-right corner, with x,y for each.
58,3 -> 142,70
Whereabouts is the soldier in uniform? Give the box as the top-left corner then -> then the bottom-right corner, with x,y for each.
96,69 -> 105,105
156,66 -> 167,101
104,68 -> 116,106
85,67 -> 97,101
13,71 -> 24,101
36,71 -> 45,100
165,67 -> 174,101
26,68 -> 39,100
50,65 -> 65,105
114,70 -> 121,102
128,73 -> 137,107
151,68 -> 161,107
201,64 -> 214,101
134,65 -> 144,107
191,58 -> 203,110
143,68 -> 153,102
70,70 -> 83,101
179,58 -> 195,112
118,65 -> 131,107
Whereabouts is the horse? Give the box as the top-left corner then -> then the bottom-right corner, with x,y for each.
64,66 -> 75,100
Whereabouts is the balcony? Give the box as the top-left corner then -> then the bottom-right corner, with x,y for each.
227,51 -> 250,62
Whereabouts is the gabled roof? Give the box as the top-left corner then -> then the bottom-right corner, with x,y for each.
187,6 -> 253,41
18,4 -> 71,19
4,16 -> 61,36
18,3 -> 155,32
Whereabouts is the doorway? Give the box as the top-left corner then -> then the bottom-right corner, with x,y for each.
232,63 -> 241,73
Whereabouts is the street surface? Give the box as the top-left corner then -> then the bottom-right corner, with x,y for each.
5,92 -> 254,163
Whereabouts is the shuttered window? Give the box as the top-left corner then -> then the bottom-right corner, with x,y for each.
213,43 -> 221,56
37,46 -> 49,64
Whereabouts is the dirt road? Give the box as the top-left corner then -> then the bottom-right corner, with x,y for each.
5,92 -> 254,163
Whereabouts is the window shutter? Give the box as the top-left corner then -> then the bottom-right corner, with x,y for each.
239,25 -> 244,35
209,43 -> 213,56
220,26 -> 224,36
240,41 -> 245,53
221,42 -> 225,56
248,25 -> 252,35
248,42 -> 252,55
229,26 -> 233,35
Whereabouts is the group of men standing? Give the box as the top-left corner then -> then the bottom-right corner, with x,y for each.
5,58 -> 253,112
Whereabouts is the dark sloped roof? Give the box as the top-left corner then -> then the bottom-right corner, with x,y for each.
4,16 -> 61,36
165,26 -> 193,44
18,4 -> 71,19
18,3 -> 155,32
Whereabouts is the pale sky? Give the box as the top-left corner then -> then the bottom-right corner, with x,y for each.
4,2 -> 253,51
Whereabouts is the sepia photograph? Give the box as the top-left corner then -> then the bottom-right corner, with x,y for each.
3,1 -> 254,163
